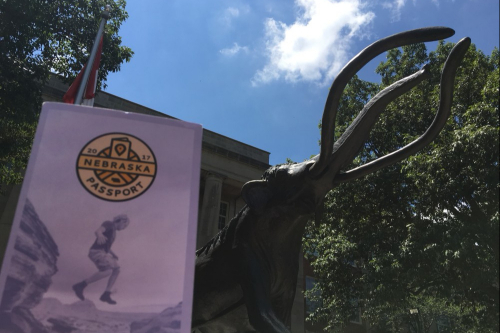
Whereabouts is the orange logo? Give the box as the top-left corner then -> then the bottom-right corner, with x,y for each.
76,133 -> 157,201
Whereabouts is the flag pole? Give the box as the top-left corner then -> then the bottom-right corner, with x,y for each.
74,5 -> 111,105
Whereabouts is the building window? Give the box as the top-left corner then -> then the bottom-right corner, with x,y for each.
305,276 -> 322,314
436,315 -> 452,332
349,298 -> 362,324
218,201 -> 228,230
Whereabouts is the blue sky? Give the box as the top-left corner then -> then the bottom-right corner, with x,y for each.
105,0 -> 499,166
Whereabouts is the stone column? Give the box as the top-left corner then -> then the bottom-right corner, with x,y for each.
197,173 -> 224,248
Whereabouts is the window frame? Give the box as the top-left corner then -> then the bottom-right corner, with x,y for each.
218,201 -> 229,230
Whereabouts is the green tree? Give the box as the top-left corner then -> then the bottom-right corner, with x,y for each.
303,42 -> 499,332
0,0 -> 133,187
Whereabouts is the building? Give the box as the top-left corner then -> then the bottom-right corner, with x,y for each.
303,258 -> 370,333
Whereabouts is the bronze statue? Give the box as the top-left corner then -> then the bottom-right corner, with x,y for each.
192,27 -> 470,333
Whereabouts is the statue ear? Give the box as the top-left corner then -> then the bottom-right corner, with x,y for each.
241,180 -> 272,212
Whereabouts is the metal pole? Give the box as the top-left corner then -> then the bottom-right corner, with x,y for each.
74,5 -> 111,105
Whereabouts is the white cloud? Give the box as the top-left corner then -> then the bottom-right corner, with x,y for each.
252,0 -> 374,86
220,6 -> 250,27
382,0 -> 438,21
221,7 -> 240,26
382,0 -> 406,21
220,42 -> 249,56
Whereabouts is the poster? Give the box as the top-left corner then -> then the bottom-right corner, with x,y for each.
0,102 -> 202,333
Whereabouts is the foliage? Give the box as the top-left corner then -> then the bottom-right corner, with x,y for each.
368,294 -> 476,333
303,42 -> 499,332
0,0 -> 133,187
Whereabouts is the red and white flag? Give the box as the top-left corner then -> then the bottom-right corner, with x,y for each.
63,36 -> 103,106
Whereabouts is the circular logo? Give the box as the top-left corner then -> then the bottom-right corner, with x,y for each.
76,133 -> 157,201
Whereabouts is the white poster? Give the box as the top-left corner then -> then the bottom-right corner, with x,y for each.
0,102 -> 202,333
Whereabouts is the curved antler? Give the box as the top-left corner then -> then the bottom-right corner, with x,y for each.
325,64 -> 432,175
334,37 -> 471,184
309,27 -> 455,178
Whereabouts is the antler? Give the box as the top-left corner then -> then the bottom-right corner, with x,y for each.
309,27 -> 456,178
334,36 -> 471,184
